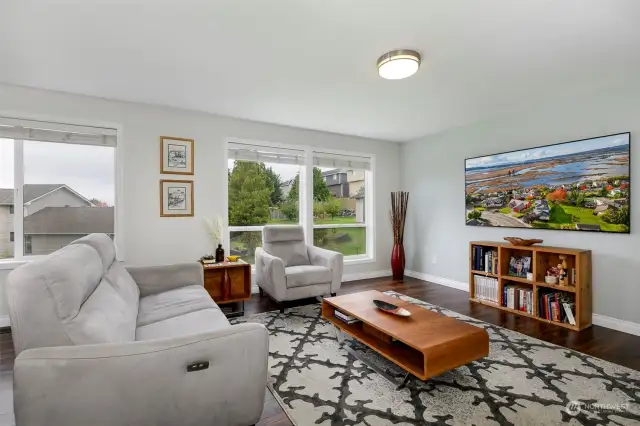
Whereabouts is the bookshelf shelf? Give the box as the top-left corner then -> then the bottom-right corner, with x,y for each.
469,241 -> 591,331
471,270 -> 498,277
535,281 -> 577,293
502,276 -> 534,285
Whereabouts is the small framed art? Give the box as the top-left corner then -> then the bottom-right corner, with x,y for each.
160,136 -> 194,175
160,180 -> 194,217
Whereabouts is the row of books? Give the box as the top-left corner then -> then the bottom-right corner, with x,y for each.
471,246 -> 499,274
539,291 -> 576,325
503,286 -> 534,315
473,275 -> 499,304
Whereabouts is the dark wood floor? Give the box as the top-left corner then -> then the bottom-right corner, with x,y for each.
2,276 -> 639,426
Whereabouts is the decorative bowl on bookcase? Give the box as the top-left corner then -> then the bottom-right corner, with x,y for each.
504,237 -> 543,246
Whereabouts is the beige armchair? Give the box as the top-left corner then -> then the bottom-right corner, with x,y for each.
255,225 -> 343,311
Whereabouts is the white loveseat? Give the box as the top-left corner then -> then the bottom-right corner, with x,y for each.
6,233 -> 268,426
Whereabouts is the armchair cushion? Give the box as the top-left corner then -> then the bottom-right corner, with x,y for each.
285,265 -> 332,288
137,285 -> 217,327
262,225 -> 310,267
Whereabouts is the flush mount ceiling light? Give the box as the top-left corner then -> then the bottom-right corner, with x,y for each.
377,49 -> 421,80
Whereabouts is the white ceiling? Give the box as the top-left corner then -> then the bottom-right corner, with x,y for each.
1,0 -> 640,142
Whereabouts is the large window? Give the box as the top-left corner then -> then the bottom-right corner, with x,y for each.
312,152 -> 371,258
0,119 -> 117,260
227,143 -> 304,264
227,141 -> 373,264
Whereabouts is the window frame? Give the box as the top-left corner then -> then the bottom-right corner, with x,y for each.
0,112 -> 124,268
225,138 -> 375,266
311,154 -> 375,264
226,141 -> 306,264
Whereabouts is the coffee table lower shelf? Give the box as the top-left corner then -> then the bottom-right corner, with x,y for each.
322,307 -> 426,380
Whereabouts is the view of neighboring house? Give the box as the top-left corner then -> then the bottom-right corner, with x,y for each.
321,169 -> 349,198
346,169 -> 365,197
0,184 -> 113,258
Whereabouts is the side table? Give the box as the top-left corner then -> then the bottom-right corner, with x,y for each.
201,260 -> 252,318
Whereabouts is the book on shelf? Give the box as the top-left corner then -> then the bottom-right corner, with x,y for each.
334,310 -> 360,325
472,246 -> 499,274
502,286 -> 534,314
538,290 -> 575,324
473,274 -> 499,304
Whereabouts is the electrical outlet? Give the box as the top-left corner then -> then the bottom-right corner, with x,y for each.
432,255 -> 437,264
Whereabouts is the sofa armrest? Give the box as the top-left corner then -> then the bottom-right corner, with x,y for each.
126,262 -> 203,297
307,245 -> 343,293
13,323 -> 269,426
255,247 -> 287,301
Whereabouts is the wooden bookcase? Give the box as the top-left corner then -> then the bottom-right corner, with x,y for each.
469,241 -> 592,331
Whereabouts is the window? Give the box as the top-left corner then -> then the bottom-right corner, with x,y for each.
312,152 -> 372,258
227,143 -> 304,264
9,232 -> 14,242
227,141 -> 374,264
0,118 -> 117,260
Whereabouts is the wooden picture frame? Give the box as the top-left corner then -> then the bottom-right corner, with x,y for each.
160,136 -> 194,175
160,180 -> 194,217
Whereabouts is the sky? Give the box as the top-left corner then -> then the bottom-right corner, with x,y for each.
0,139 -> 116,205
465,134 -> 629,169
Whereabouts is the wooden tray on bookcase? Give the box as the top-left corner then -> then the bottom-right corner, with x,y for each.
469,241 -> 591,331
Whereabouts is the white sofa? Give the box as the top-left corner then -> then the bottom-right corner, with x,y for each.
6,233 -> 268,426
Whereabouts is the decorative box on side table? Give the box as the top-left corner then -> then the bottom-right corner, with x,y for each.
201,260 -> 252,318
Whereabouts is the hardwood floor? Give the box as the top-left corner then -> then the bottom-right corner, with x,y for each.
1,276 -> 639,426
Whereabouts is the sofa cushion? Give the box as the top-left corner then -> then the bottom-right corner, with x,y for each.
135,308 -> 230,341
285,265 -> 332,288
137,285 -> 216,327
64,280 -> 137,344
70,233 -> 116,274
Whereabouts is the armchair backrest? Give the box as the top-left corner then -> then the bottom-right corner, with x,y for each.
262,225 -> 310,267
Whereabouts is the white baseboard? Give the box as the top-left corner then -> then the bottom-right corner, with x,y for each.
0,315 -> 9,328
592,314 -> 640,336
405,270 -> 468,292
405,270 -> 640,337
343,269 -> 392,282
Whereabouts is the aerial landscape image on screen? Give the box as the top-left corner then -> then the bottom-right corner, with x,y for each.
465,133 -> 630,233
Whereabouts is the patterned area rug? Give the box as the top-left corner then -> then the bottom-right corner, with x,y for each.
233,292 -> 640,425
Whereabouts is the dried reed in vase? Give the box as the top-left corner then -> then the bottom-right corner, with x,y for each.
390,191 -> 409,245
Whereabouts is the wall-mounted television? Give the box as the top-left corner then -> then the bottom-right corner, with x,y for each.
465,132 -> 630,233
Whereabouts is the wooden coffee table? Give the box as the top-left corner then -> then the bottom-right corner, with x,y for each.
322,290 -> 489,387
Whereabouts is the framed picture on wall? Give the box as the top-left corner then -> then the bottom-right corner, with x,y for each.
160,180 -> 194,217
160,136 -> 194,175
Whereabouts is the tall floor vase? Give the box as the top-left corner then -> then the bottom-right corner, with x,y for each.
391,243 -> 405,281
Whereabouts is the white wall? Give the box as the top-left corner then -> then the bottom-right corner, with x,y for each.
401,82 -> 640,327
0,83 -> 400,320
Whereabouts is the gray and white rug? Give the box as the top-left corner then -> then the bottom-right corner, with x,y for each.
233,292 -> 640,425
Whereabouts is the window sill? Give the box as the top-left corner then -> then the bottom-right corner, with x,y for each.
0,260 -> 27,270
344,256 -> 376,265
